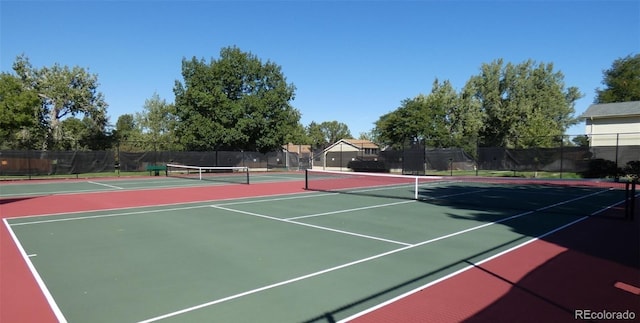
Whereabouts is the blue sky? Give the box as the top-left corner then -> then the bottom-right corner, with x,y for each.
1,0 -> 638,137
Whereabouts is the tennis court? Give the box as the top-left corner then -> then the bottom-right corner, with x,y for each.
0,170 -> 301,198
1,170 -> 638,322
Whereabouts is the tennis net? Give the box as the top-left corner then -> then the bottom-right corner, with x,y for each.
304,169 -> 630,216
304,169 -> 444,200
166,164 -> 250,184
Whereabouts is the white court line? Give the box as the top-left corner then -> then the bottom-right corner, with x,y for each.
9,205 -> 212,226
5,191 -> 323,222
138,189 -> 612,323
0,181 -> 216,198
340,197 -> 627,322
3,219 -> 68,323
214,192 -> 339,206
0,177 -> 243,198
87,181 -> 124,190
210,205 -> 412,246
286,200 -> 415,221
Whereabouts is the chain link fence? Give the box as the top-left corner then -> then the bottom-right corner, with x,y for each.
2,133 -> 638,179
312,133 -> 639,178
0,141 -> 306,179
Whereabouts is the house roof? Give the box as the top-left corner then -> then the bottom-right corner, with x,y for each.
342,139 -> 379,149
581,101 -> 640,119
322,138 -> 379,153
282,143 -> 312,154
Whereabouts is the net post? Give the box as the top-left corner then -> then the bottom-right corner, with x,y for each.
414,177 -> 418,200
626,182 -> 630,220
305,169 -> 309,190
199,167 -> 203,180
631,180 -> 636,220
626,180 -> 636,220
246,167 -> 250,184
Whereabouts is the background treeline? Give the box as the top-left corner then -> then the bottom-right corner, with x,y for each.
1,48 -> 638,153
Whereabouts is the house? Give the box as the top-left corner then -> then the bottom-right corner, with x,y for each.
282,143 -> 313,169
581,101 -> 640,146
282,143 -> 313,155
315,139 -> 379,170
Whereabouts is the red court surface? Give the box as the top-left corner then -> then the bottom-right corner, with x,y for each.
351,204 -> 640,323
1,181 -> 306,323
1,180 -> 638,322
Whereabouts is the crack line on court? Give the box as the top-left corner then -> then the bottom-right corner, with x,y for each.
139,188 -> 612,323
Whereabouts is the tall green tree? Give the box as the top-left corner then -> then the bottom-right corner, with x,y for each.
466,59 -> 581,148
373,79 -> 463,148
174,46 -> 299,153
136,93 -> 179,149
11,55 -> 109,150
0,73 -> 41,148
319,121 -> 352,145
452,82 -> 483,154
306,121 -> 352,148
114,114 -> 137,141
284,122 -> 310,145
307,121 -> 326,149
595,54 -> 640,103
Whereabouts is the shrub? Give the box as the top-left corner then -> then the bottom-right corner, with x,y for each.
580,159 -> 622,178
623,160 -> 640,179
347,160 -> 388,173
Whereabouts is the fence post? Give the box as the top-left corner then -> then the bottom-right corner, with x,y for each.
28,149 -> 32,180
615,133 -> 620,172
560,135 -> 564,179
475,137 -> 480,176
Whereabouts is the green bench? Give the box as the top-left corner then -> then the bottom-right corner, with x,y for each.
146,164 -> 167,176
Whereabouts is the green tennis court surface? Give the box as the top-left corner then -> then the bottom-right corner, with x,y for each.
4,180 -> 626,322
0,172 -> 303,197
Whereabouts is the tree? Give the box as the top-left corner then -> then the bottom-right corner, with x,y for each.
595,54 -> 640,103
571,135 -> 589,147
0,73 -> 41,148
373,79 -> 463,148
307,121 -> 326,149
173,46 -> 300,153
11,55 -> 109,150
466,59 -> 581,148
306,121 -> 352,148
320,121 -> 352,145
114,114 -> 137,142
284,122 -> 310,145
136,93 -> 179,150
358,130 -> 376,142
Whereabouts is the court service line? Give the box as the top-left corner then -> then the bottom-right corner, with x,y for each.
139,189 -> 611,323
0,182 -> 216,198
210,204 -> 413,246
2,219 -> 68,323
214,192 -> 339,206
9,205 -> 212,226
286,200 -> 415,220
5,190 -> 325,222
341,196 -> 628,322
87,181 -> 124,190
